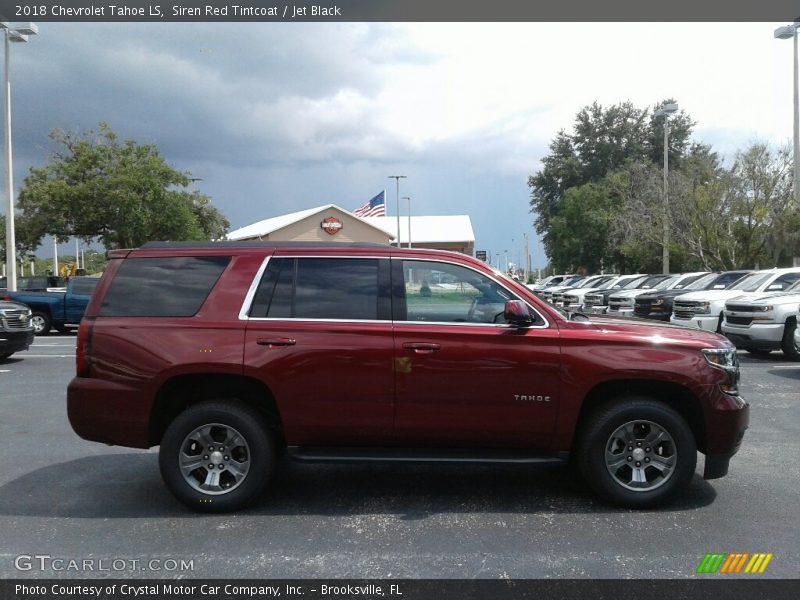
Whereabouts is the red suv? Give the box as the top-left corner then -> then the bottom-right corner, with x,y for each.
67,242 -> 749,511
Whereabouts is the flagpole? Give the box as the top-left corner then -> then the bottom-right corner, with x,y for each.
388,175 -> 406,247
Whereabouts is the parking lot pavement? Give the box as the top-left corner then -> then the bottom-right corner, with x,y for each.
0,336 -> 798,579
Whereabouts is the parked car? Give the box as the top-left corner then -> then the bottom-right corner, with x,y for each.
721,278 -> 800,359
68,242 -> 748,512
634,271 -> 750,322
551,274 -> 617,308
0,300 -> 34,360
582,274 -> 650,314
527,274 -> 569,292
3,276 -> 100,335
538,274 -> 589,302
608,273 -> 710,317
555,274 -> 619,311
671,268 -> 800,333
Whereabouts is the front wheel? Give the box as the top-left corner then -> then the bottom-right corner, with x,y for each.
781,320 -> 800,361
576,397 -> 697,508
31,312 -> 52,335
159,400 -> 275,512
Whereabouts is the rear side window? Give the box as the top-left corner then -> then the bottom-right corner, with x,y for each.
71,278 -> 100,296
99,256 -> 230,317
249,257 -> 390,321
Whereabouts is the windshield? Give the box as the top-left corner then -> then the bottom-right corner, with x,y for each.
561,275 -> 586,286
618,275 -> 649,289
683,272 -> 719,291
728,272 -> 772,292
654,275 -> 680,290
671,273 -> 707,289
635,275 -> 670,289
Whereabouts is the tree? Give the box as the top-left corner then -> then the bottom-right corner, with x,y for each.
17,123 -> 230,250
529,100 -> 694,268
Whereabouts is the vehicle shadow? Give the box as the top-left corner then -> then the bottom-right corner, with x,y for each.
0,453 -> 717,519
768,366 -> 800,380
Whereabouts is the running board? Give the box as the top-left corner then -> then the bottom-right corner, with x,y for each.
287,446 -> 569,465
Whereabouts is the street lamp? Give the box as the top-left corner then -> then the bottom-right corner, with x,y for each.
654,102 -> 678,274
387,175 -> 406,248
775,22 -> 800,203
1,21 -> 38,292
402,196 -> 412,248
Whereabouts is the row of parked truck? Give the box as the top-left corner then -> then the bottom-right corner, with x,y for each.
529,267 -> 800,360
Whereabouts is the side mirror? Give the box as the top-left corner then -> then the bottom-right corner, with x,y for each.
504,300 -> 533,327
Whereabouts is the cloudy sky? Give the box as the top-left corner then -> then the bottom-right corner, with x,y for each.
3,21 -> 797,269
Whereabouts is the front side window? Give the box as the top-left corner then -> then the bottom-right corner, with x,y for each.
249,257 -> 389,321
398,260 -> 527,325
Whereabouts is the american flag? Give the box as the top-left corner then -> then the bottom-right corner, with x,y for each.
353,191 -> 386,217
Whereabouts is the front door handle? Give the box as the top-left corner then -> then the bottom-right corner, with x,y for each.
402,342 -> 441,354
257,337 -> 296,347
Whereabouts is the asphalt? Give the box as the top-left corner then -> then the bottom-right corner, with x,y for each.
0,334 -> 797,579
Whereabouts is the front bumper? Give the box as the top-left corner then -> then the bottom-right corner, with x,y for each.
0,329 -> 34,355
671,315 -> 718,330
722,323 -> 785,346
583,306 -> 607,314
702,390 -> 749,479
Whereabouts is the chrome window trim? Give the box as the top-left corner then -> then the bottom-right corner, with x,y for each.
239,253 -> 551,329
238,255 -> 273,320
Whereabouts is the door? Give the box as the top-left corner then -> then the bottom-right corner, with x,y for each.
244,255 -> 395,446
391,259 -> 560,449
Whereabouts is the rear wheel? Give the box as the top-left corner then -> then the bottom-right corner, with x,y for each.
781,320 -> 800,361
577,397 -> 697,508
159,400 -> 275,512
31,312 -> 51,335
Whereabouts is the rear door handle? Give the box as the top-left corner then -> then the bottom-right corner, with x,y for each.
257,337 -> 296,347
402,342 -> 441,354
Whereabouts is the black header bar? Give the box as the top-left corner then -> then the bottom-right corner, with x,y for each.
0,0 -> 798,22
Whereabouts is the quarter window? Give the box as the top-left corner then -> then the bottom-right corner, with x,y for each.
99,256 -> 230,317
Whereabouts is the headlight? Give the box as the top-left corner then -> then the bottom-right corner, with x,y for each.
753,305 -> 772,312
702,348 -> 739,395
652,299 -> 663,306
695,302 -> 710,314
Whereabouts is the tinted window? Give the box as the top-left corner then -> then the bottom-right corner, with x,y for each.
71,278 -> 100,296
99,256 -> 230,317
251,257 -> 387,321
768,272 -> 800,291
399,260 -> 522,325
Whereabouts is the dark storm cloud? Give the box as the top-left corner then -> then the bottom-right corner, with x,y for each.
10,22 -> 434,171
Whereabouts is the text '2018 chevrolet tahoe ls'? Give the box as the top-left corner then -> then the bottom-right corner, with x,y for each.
68,242 -> 749,512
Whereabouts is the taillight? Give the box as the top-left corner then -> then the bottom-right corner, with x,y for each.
76,319 -> 92,377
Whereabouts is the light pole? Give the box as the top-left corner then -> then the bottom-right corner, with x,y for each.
1,21 -> 38,292
402,196 -> 412,248
654,102 -> 678,274
775,22 -> 800,203
387,175 -> 406,247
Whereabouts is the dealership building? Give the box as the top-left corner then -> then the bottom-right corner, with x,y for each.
226,204 -> 475,256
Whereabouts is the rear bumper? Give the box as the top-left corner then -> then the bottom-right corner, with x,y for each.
67,377 -> 152,448
0,329 -> 35,355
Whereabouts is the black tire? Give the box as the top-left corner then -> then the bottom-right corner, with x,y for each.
716,313 -> 723,334
31,312 -> 52,336
0,352 -> 12,360
159,400 -> 275,512
781,320 -> 800,361
576,397 -> 697,508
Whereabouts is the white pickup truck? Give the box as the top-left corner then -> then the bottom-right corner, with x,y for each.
721,278 -> 800,359
671,268 -> 800,335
